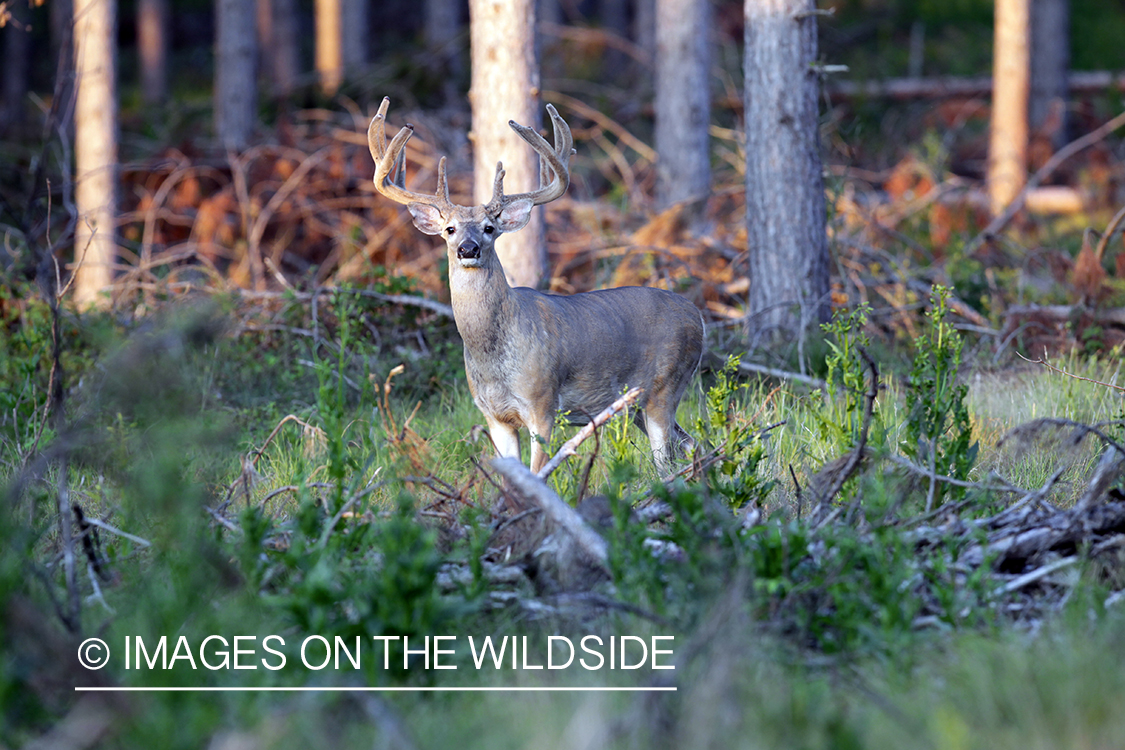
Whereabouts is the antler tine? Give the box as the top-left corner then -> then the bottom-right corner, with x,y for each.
368,97 -> 455,212
500,104 -> 574,208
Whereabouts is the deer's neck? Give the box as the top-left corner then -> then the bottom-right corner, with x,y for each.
448,261 -> 517,355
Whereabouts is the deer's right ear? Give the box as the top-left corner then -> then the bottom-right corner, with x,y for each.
407,203 -> 444,235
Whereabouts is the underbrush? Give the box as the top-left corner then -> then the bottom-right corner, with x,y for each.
2,282 -> 1124,748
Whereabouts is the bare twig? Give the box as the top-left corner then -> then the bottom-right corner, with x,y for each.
1018,351 -> 1125,394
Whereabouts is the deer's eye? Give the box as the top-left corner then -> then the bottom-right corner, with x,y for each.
483,225 -> 495,235
445,226 -> 456,236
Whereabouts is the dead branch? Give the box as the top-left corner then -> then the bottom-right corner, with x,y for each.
536,387 -> 642,480
1018,351 -> 1125,394
491,457 -> 609,572
965,109 -> 1125,255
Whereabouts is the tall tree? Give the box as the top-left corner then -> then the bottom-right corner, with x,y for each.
315,0 -> 342,95
1030,0 -> 1068,148
744,0 -> 829,337
137,0 -> 169,105
654,0 -> 711,208
258,0 -> 299,97
73,0 -> 119,307
424,0 -> 463,102
988,0 -> 1030,216
468,0 -> 544,288
215,0 -> 258,149
341,0 -> 367,74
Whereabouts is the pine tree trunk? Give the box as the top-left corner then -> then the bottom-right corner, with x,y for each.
137,0 -> 168,105
744,0 -> 829,337
73,0 -> 119,308
215,0 -> 258,149
342,0 -> 367,73
654,0 -> 711,208
315,0 -> 342,95
989,0 -> 1030,216
425,0 -> 463,102
1030,0 -> 1068,148
469,0 -> 544,289
258,0 -> 299,97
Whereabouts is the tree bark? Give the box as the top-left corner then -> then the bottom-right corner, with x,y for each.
654,0 -> 711,209
341,0 -> 368,74
989,0 -> 1030,216
73,0 -> 119,308
315,0 -> 342,95
137,0 -> 168,105
215,0 -> 258,149
744,0 -> 829,337
257,0 -> 299,98
469,0 -> 545,289
424,0 -> 463,102
1030,0 -> 1068,148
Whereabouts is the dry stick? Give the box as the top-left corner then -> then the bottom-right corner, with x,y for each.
964,109 -> 1125,257
536,387 -> 643,480
240,287 -> 454,319
492,457 -> 609,571
1001,556 -> 1079,594
1075,448 -> 1125,512
999,417 -> 1125,458
1093,203 -> 1125,262
1018,351 -> 1125,394
737,360 -> 827,389
82,517 -> 152,548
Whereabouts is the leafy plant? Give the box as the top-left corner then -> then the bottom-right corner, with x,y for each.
902,285 -> 978,507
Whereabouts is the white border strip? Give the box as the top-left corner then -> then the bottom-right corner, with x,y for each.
76,686 -> 676,693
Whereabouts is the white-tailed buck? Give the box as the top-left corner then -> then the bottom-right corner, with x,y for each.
368,98 -> 704,473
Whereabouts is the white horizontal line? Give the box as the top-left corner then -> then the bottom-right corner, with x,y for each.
75,686 -> 676,693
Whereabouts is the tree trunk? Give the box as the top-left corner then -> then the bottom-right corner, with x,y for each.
989,0 -> 1030,216
654,0 -> 711,208
73,0 -> 119,308
744,0 -> 829,337
1,2 -> 31,128
1030,0 -> 1068,148
469,0 -> 544,289
215,0 -> 258,149
258,0 -> 299,97
342,0 -> 368,74
425,0 -> 463,102
51,0 -> 75,141
315,0 -> 343,95
137,0 -> 168,105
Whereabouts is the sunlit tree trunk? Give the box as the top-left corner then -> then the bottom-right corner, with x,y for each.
654,0 -> 711,208
215,0 -> 257,149
744,0 -> 829,337
989,0 -> 1030,216
137,0 -> 168,105
315,0 -> 343,95
469,0 -> 544,289
73,0 -> 118,308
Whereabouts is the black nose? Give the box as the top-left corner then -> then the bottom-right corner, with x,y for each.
457,241 -> 480,260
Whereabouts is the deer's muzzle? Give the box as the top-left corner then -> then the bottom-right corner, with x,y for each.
457,241 -> 481,262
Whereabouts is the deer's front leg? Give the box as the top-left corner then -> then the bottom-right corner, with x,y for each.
486,416 -> 521,462
527,412 -> 555,474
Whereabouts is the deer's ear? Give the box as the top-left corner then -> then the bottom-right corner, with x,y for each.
495,199 -> 534,233
408,203 -> 444,235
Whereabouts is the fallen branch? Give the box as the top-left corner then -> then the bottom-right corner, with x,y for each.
536,387 -> 643,480
492,457 -> 609,572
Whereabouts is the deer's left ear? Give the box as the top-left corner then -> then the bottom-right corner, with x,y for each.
495,198 -> 534,233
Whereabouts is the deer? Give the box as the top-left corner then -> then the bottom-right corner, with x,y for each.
367,97 -> 704,474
